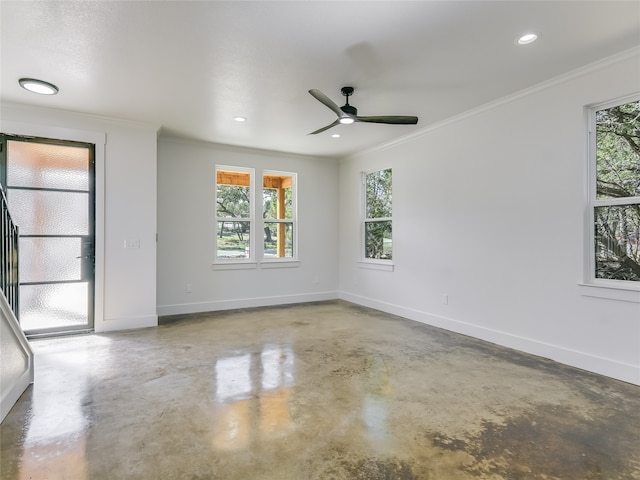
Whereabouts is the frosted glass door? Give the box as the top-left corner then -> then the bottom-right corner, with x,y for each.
3,137 -> 95,335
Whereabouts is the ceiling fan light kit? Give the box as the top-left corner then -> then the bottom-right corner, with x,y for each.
308,86 -> 418,135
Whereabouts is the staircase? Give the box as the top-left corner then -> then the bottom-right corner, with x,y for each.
1,184 -> 33,423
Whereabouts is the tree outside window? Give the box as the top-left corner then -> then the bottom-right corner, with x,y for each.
592,98 -> 640,282
364,168 -> 392,260
216,168 -> 253,259
215,167 -> 296,262
263,172 -> 295,259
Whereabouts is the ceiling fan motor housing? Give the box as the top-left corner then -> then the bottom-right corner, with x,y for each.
341,104 -> 357,116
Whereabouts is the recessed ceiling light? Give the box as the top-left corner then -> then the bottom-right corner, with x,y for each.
516,33 -> 538,45
19,78 -> 59,95
18,78 -> 58,95
331,133 -> 341,138
233,116 -> 246,122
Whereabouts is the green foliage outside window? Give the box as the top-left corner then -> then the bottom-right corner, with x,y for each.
216,183 -> 251,257
365,169 -> 392,260
594,100 -> 640,281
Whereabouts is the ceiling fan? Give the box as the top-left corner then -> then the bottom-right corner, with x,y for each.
308,86 -> 418,135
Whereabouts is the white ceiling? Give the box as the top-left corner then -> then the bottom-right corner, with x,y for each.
1,1 -> 639,158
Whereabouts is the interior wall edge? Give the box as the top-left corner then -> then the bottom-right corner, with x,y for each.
339,291 -> 640,387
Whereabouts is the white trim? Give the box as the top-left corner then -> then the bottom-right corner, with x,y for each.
101,314 -> 157,332
339,291 -> 640,386
214,165 -> 255,263
362,168 -> 393,262
262,169 -> 298,262
157,291 -> 339,316
212,262 -> 258,271
584,94 -> 640,289
260,260 -> 300,269
357,260 -> 394,272
0,120 -> 106,334
578,283 -> 640,303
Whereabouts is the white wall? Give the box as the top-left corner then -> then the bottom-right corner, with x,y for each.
0,104 -> 159,332
338,50 -> 640,386
156,137 -> 339,315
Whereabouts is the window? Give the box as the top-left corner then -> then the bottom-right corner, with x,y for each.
263,171 -> 295,259
215,166 -> 297,264
216,167 -> 254,260
588,96 -> 640,285
363,168 -> 392,261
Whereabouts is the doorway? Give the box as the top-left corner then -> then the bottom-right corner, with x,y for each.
0,134 -> 95,337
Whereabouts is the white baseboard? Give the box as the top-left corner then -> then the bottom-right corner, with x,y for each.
339,291 -> 640,386
157,291 -> 339,317
99,314 -> 158,333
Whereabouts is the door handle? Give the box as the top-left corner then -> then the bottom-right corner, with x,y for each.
76,255 -> 92,259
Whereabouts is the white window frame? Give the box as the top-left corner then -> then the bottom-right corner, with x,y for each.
213,165 -> 299,270
581,94 -> 640,302
359,167 -> 394,272
261,169 -> 298,265
214,165 -> 256,267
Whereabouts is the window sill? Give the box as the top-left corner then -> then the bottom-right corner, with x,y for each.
260,260 -> 300,269
578,283 -> 640,303
212,260 -> 301,271
357,260 -> 394,272
212,262 -> 258,271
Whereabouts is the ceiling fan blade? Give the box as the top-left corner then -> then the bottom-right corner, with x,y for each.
356,115 -> 419,125
308,119 -> 340,135
309,89 -> 343,117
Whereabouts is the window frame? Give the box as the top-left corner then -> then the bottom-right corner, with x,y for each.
261,169 -> 298,264
213,165 -> 299,269
583,93 -> 640,299
359,167 -> 394,271
214,165 -> 255,265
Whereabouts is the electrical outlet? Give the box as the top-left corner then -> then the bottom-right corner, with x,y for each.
442,294 -> 449,305
186,283 -> 192,293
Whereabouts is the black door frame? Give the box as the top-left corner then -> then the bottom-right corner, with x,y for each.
0,134 -> 96,337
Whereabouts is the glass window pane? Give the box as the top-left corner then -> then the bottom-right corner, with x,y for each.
20,237 -> 82,283
20,282 -> 88,331
595,101 -> 640,199
365,221 -> 392,260
366,169 -> 392,219
263,175 -> 293,220
264,222 -> 293,258
217,221 -> 251,258
216,184 -> 251,218
594,205 -> 640,282
7,189 -> 88,235
7,140 -> 89,191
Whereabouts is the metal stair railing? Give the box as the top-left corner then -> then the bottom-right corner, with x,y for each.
0,183 -> 19,321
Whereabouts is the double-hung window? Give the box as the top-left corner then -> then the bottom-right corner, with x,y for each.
215,166 -> 254,260
215,165 -> 297,264
263,171 -> 295,259
363,168 -> 393,261
588,96 -> 640,286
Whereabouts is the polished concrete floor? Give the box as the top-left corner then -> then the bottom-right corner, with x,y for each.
1,300 -> 639,479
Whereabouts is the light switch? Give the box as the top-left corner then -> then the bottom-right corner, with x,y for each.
124,239 -> 140,249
